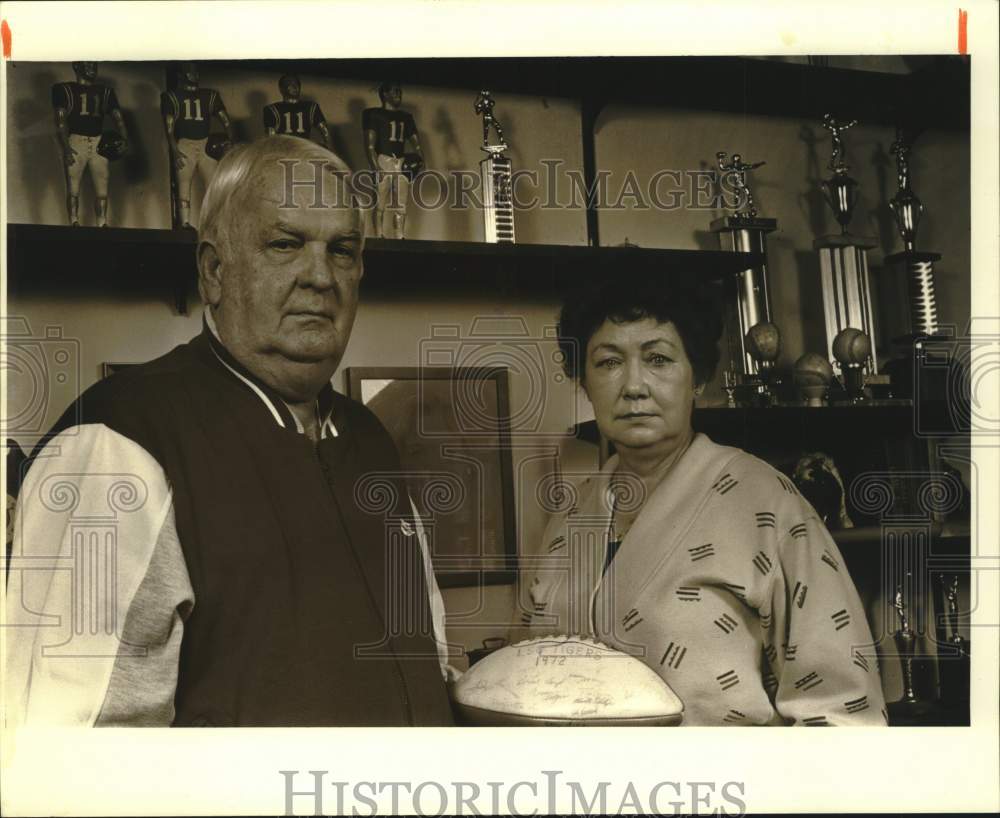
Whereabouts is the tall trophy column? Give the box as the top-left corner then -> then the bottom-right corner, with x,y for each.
475,90 -> 515,244
886,128 -> 940,337
814,114 -> 879,374
882,128 -> 944,400
711,151 -> 775,379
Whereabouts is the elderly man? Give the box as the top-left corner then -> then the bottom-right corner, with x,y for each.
5,136 -> 453,727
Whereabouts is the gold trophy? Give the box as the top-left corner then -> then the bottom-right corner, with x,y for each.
887,580 -> 933,720
832,327 -> 872,403
793,352 -> 834,407
886,127 -> 940,337
936,575 -> 970,716
712,151 -> 775,381
814,114 -> 880,376
741,321 -> 781,406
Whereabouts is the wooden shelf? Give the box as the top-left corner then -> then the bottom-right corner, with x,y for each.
6,224 -> 761,312
226,56 -> 969,132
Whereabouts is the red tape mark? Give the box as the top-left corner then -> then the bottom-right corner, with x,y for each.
957,8 -> 968,55
1,20 -> 11,59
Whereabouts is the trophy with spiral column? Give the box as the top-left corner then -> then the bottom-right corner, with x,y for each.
475,90 -> 515,244
886,127 -> 940,338
882,127 -> 946,400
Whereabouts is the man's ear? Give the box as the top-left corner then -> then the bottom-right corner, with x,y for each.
197,241 -> 223,307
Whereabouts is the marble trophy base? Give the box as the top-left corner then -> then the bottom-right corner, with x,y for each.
936,640 -> 970,712
886,630 -> 937,723
814,233 -> 879,373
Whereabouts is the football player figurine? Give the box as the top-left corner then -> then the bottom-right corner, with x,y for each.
474,90 -> 506,149
362,82 -> 424,239
263,74 -> 333,149
161,61 -> 233,228
51,62 -> 130,227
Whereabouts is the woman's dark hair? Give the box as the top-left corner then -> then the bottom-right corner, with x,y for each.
557,272 -> 724,387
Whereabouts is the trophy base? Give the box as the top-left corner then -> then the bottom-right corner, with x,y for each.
887,697 -> 937,723
813,233 -> 878,251
884,250 -> 942,265
710,215 -> 777,233
481,143 -> 509,157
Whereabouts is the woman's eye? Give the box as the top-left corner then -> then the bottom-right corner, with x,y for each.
648,354 -> 672,365
597,358 -> 621,369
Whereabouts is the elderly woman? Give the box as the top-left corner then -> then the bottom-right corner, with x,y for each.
514,274 -> 886,726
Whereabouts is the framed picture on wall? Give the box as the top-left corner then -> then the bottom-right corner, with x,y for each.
346,366 -> 516,588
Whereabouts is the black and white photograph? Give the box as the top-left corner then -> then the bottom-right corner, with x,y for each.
1,1 -> 998,816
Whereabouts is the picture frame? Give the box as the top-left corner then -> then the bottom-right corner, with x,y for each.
346,366 -> 517,588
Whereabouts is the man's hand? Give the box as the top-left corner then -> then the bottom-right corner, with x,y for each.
174,150 -> 187,171
63,145 -> 78,167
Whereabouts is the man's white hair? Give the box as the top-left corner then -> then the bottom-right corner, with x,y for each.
199,135 -> 357,249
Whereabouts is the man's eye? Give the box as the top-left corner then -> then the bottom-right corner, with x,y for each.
329,244 -> 357,258
649,354 -> 673,365
268,239 -> 298,251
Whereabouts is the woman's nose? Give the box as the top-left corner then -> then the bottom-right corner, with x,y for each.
622,358 -> 648,398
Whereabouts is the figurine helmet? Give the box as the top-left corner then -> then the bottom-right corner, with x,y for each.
97,131 -> 127,161
205,132 -> 232,161
378,82 -> 401,103
72,62 -> 98,80
279,74 -> 300,98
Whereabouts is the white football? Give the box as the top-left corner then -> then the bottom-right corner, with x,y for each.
450,634 -> 684,726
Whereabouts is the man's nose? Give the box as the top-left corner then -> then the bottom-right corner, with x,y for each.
299,242 -> 339,290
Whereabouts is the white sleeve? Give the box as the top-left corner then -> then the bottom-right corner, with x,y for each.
408,497 -> 454,678
3,425 -> 187,728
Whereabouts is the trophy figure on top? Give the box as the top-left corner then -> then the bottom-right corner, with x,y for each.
716,152 -> 766,219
